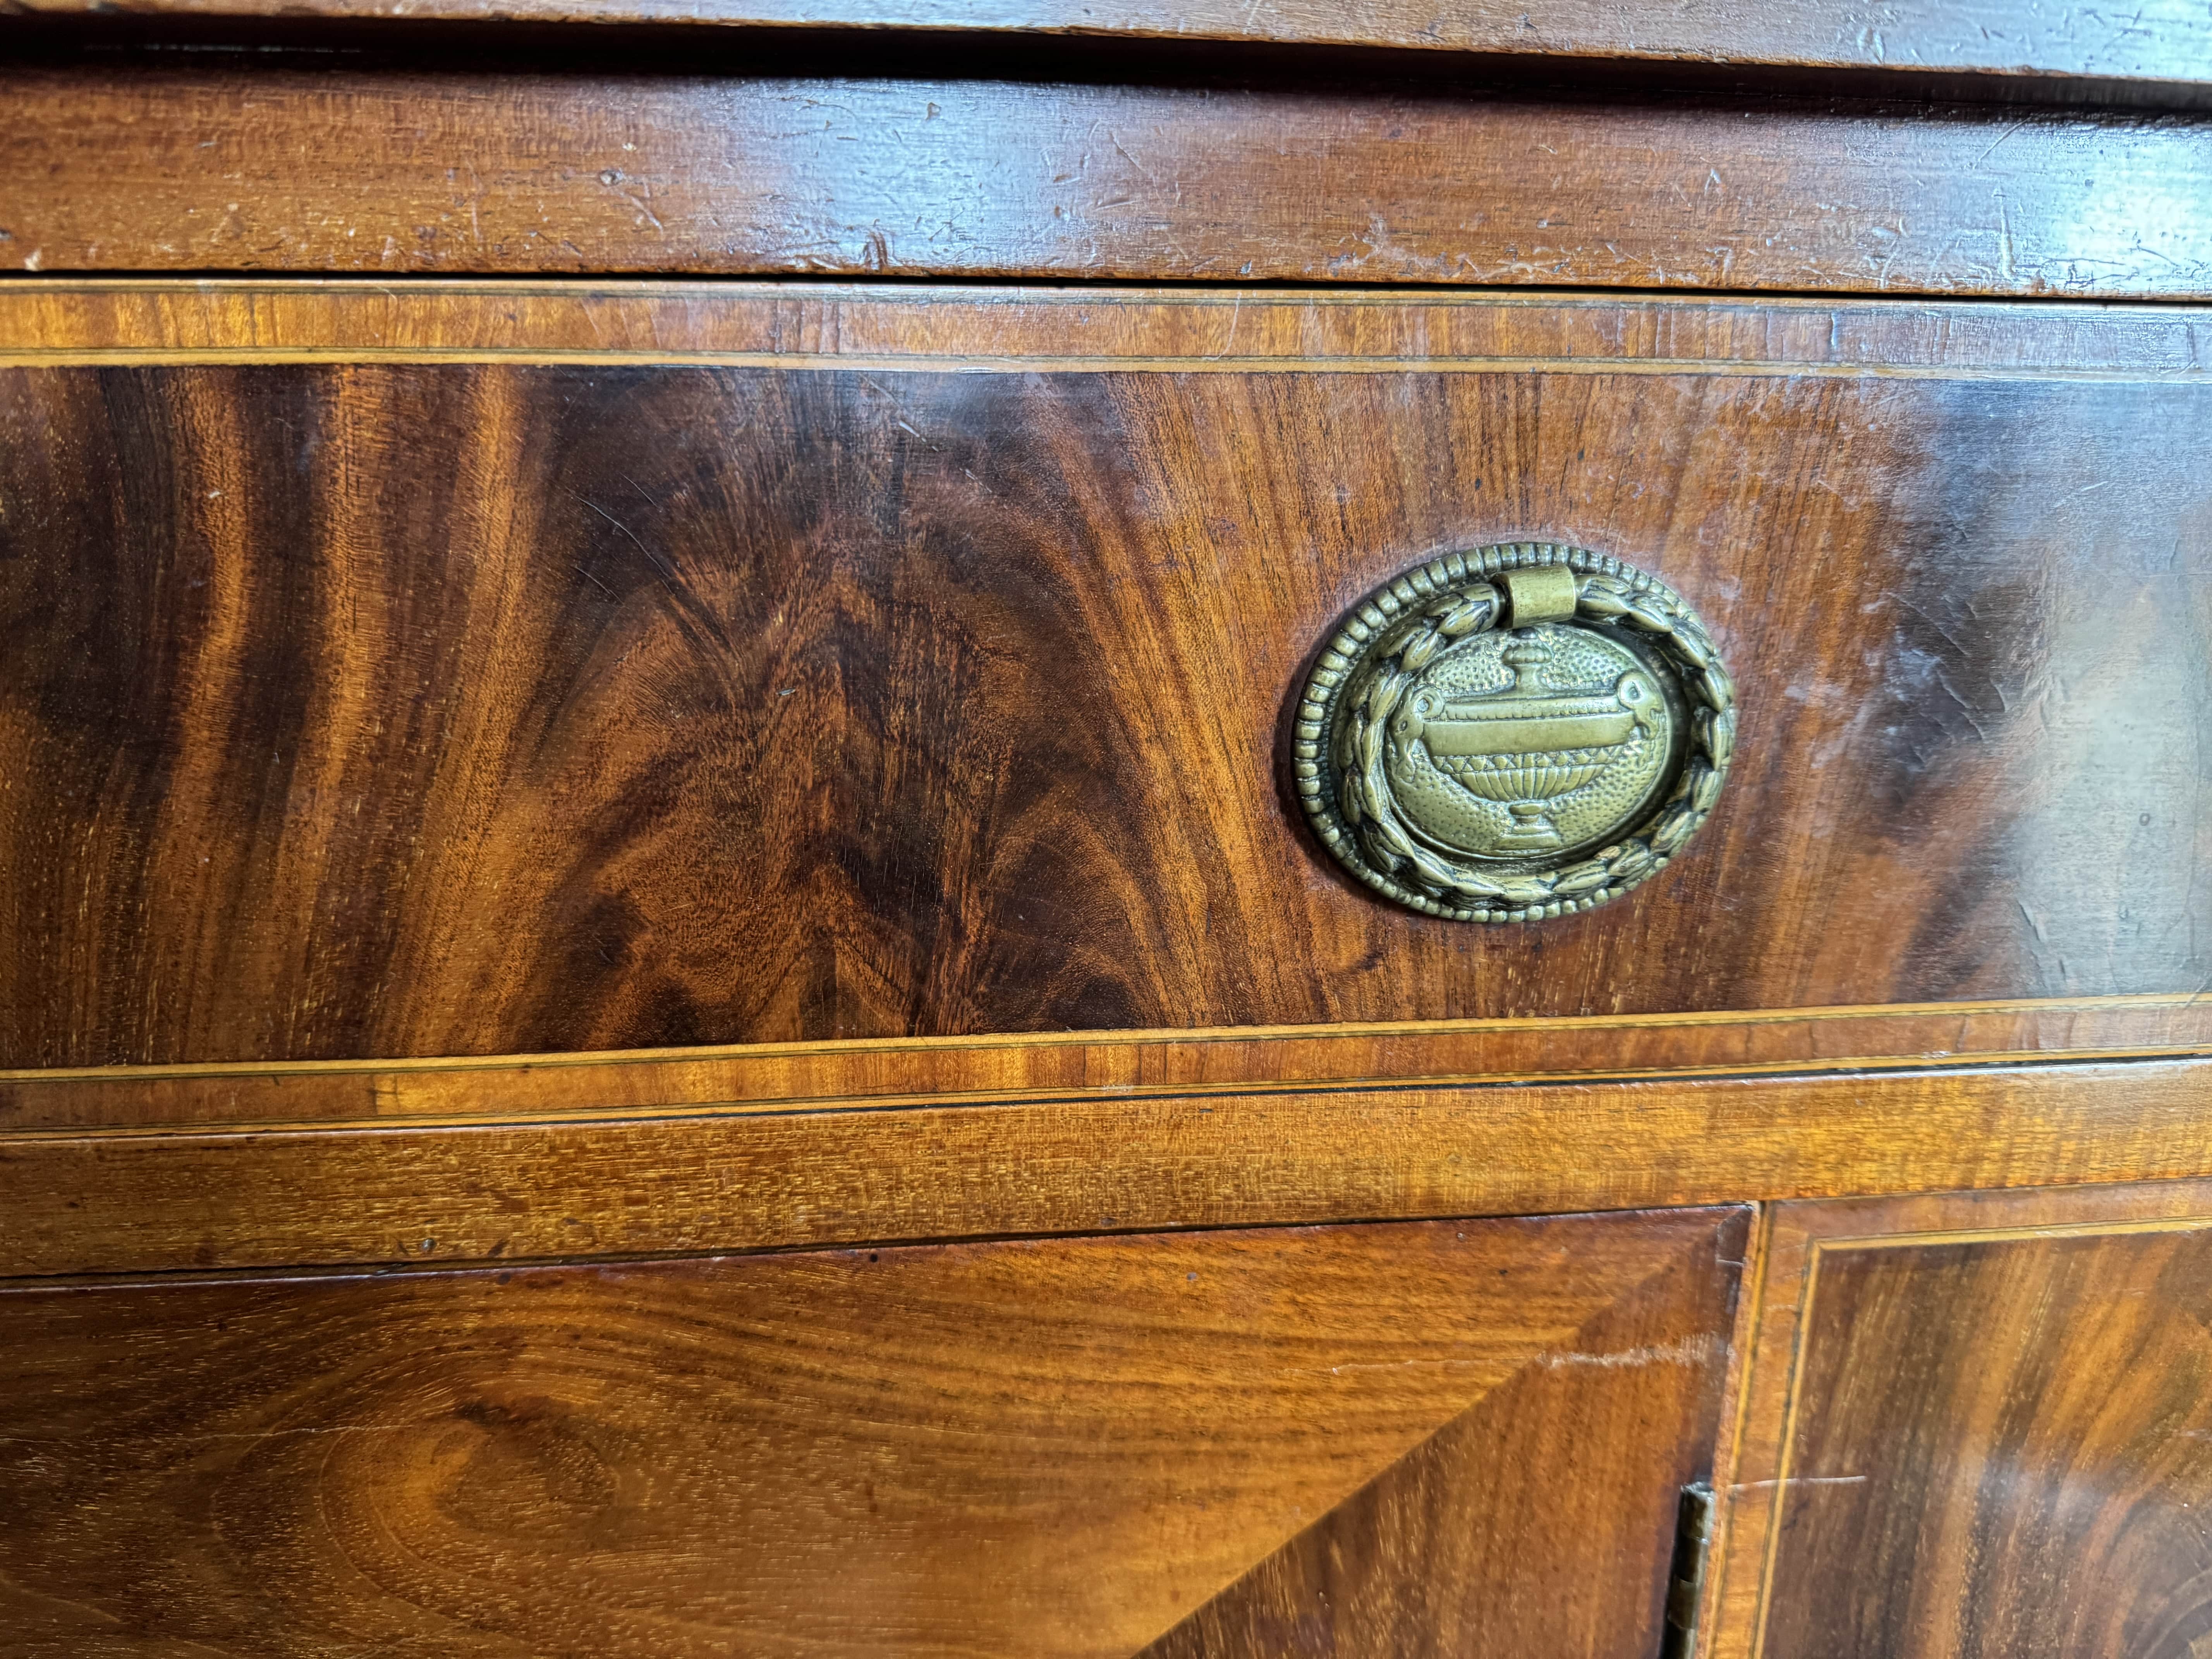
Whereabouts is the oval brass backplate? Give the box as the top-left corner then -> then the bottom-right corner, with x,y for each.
1295,544 -> 1735,923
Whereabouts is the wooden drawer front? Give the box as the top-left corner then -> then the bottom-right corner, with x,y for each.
3,284 -> 2209,1066
0,1207 -> 1745,1657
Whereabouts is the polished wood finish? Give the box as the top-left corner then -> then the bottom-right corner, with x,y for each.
1709,1179 -> 2212,1659
0,1207 -> 1746,1656
5,1057 -> 2207,1277
9,9 -> 2210,1650
12,279 -> 2212,374
4,283 -> 2208,1066
14,0 -> 2212,85
8,993 -> 2207,1134
9,69 -> 2212,294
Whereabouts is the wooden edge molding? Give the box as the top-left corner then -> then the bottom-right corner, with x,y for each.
3,1056 -> 2210,1278
4,281 -> 2212,381
11,0 -> 2212,88
6,72 -> 2212,298
1700,1198 -> 1783,1656
1700,1176 -> 2212,1659
3,994 -> 2209,1135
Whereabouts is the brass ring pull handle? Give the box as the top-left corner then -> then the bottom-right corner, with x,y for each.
1295,543 -> 1735,923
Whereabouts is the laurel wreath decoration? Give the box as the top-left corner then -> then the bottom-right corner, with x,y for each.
1294,544 -> 1735,923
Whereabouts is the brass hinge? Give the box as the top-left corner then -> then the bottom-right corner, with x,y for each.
1659,1482 -> 1716,1659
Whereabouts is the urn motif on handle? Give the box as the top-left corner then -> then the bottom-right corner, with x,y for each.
1295,544 -> 1735,923
1399,632 -> 1662,851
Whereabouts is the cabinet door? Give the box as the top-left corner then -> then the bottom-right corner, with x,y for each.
0,1207 -> 1744,1658
1710,1179 -> 2212,1659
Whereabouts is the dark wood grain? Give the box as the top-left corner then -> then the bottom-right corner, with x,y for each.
5,1058 -> 2209,1278
5,284 -> 2209,1066
0,1207 -> 1745,1657
1709,1180 -> 2212,1659
8,66 -> 2212,294
12,0 -> 2212,87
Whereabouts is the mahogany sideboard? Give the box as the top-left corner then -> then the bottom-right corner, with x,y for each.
5,8 -> 2212,1656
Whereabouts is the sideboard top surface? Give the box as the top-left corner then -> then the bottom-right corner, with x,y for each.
7,60 -> 2212,298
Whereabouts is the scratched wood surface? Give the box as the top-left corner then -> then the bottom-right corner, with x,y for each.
4,283 -> 2209,1066
6,1057 -> 2209,1278
0,1208 -> 1745,1657
7,66 -> 2212,294
13,0 -> 2212,85
1706,1179 -> 2212,1659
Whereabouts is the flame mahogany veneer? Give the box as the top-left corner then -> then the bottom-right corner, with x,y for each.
3,284 -> 2208,1068
5,27 -> 2212,1656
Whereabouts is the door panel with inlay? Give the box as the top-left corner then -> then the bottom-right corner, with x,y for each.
1711,1179 -> 2212,1659
0,1206 -> 1746,1658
